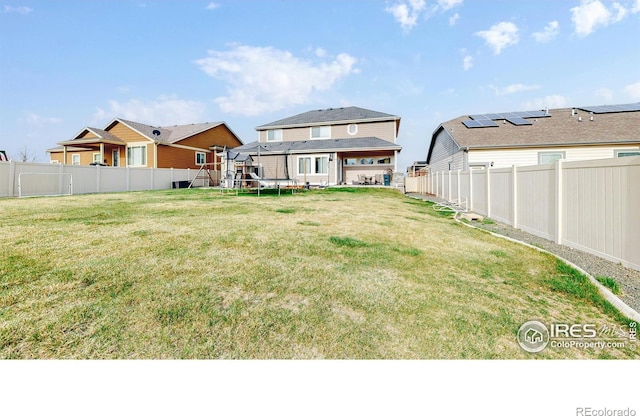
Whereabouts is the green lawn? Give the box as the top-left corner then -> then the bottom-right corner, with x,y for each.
0,188 -> 637,358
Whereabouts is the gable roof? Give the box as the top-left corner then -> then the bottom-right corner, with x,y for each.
233,137 -> 401,155
256,106 -> 399,130
427,103 -> 640,163
57,127 -> 127,147
110,119 -> 235,144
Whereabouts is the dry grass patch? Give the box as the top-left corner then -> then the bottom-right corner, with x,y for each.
0,188 -> 637,359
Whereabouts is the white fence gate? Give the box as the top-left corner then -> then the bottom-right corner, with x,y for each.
405,156 -> 640,271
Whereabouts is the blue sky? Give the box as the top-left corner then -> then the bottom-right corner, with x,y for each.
1,0 -> 639,171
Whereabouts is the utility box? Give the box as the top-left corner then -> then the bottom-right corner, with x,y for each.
383,174 -> 391,186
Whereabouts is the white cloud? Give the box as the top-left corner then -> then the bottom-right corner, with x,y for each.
93,96 -> 206,126
463,55 -> 473,71
205,2 -> 219,10
595,87 -> 614,101
438,0 -> 463,10
449,12 -> 460,26
533,21 -> 559,43
490,83 -> 540,96
19,113 -> 62,125
475,22 -> 519,55
625,81 -> 640,99
522,95 -> 569,110
570,0 -> 628,37
195,45 -> 358,116
2,5 -> 33,14
385,0 -> 426,32
633,0 -> 640,13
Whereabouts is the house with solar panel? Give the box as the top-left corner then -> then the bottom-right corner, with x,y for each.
47,119 -> 243,170
425,103 -> 640,172
229,106 -> 402,186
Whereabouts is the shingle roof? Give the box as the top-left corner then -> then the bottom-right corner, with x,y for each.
233,137 -> 401,154
256,106 -> 399,129
116,119 -> 227,144
438,104 -> 639,150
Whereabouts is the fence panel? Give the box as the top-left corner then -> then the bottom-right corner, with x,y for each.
489,168 -> 512,225
561,157 -> 640,269
0,162 -> 194,197
516,164 -> 556,241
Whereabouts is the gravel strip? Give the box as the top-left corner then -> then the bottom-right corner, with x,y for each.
405,193 -> 640,315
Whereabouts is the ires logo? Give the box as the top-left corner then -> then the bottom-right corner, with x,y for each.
549,323 -> 597,338
517,321 -> 637,353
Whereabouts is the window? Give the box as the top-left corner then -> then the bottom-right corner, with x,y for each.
127,145 -> 147,167
311,126 -> 330,139
360,158 -> 374,165
344,158 -> 357,166
112,150 -> 120,167
196,152 -> 206,165
93,153 -> 102,163
72,154 -> 80,165
347,124 -> 358,135
615,150 -> 640,158
298,156 -> 328,175
267,129 -> 282,142
538,151 -> 565,165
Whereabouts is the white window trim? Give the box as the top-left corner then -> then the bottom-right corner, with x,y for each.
127,144 -> 148,167
347,124 -> 358,136
71,154 -> 80,165
297,155 -> 329,175
93,153 -> 102,163
266,129 -> 283,142
310,125 -> 331,140
538,151 -> 565,165
195,151 -> 206,166
615,149 -> 640,158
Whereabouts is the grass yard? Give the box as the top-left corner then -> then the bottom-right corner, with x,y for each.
0,188 -> 637,359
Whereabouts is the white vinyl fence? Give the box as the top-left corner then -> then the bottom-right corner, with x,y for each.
0,161 -> 202,198
405,156 -> 640,271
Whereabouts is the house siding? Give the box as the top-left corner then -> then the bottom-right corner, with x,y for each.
178,125 -> 242,150
428,128 -> 461,172
467,144 -> 640,169
259,120 -> 397,143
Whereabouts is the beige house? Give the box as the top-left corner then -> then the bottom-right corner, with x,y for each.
426,103 -> 640,172
230,106 -> 402,186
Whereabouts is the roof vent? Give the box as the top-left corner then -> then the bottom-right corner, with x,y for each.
152,130 -> 161,137
590,113 -> 594,121
578,116 -> 583,122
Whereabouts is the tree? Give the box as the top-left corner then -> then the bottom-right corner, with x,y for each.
15,145 -> 40,162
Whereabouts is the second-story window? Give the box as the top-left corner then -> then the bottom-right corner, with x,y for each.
267,129 -> 283,142
311,126 -> 330,139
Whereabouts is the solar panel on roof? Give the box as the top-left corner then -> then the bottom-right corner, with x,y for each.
579,103 -> 640,114
506,118 -> 532,126
462,119 -> 498,128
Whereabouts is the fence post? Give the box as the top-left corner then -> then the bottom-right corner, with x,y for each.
96,165 -> 101,193
486,167 -> 491,218
457,170 -> 461,202
512,165 -> 518,228
8,160 -> 16,197
555,159 -> 563,244
447,170 -> 451,201
150,168 -> 155,190
126,167 -> 130,191
468,168 -> 473,211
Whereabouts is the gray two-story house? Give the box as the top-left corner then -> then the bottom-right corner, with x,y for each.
231,106 -> 402,186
